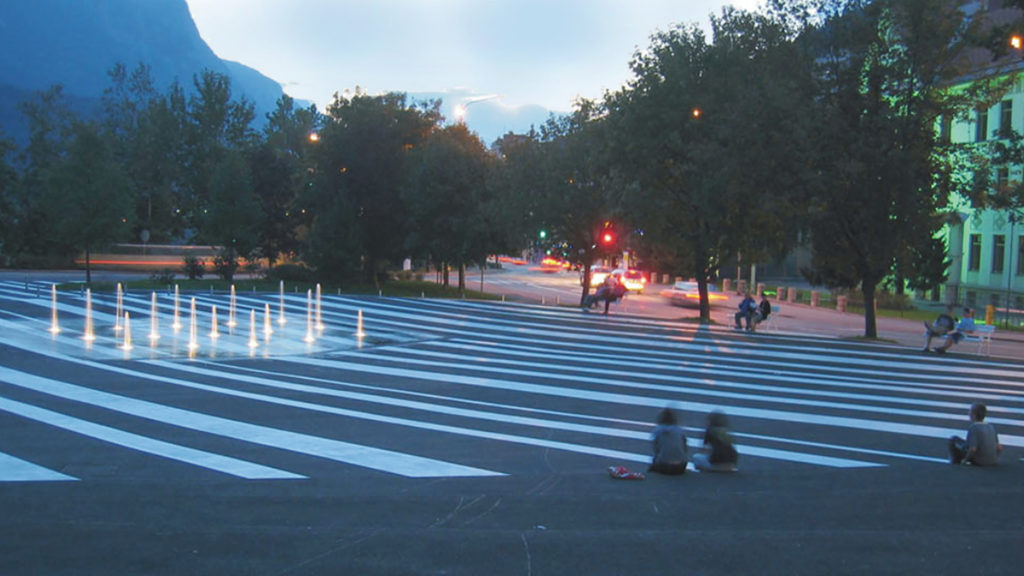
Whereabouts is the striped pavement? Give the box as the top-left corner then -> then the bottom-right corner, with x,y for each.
1,280 -> 1022,484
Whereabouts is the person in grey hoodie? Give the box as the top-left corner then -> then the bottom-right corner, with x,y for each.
949,402 -> 1003,466
649,408 -> 688,475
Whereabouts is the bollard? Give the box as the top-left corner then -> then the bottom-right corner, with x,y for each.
986,304 -> 995,325
756,282 -> 764,297
722,278 -> 731,293
810,291 -> 819,307
737,280 -> 747,295
777,287 -> 786,302
788,288 -> 798,303
837,295 -> 847,313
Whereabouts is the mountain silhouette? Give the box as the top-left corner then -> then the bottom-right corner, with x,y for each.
0,0 -> 286,143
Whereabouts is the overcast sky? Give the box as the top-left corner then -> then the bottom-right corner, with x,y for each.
185,0 -> 762,117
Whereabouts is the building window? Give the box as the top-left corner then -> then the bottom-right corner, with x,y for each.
1018,235 -> 1024,275
997,166 -> 1010,190
977,107 -> 989,141
939,115 -> 952,144
1001,100 -> 1013,136
968,234 -> 982,271
966,290 -> 978,307
993,234 -> 1005,273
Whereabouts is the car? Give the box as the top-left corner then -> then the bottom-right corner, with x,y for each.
585,266 -> 613,287
612,268 -> 647,292
539,256 -> 571,272
660,280 -> 729,307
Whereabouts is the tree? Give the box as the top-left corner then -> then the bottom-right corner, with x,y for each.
255,95 -> 323,268
800,0 -> 1018,337
201,149 -> 260,281
401,123 -> 495,291
0,132 -> 18,263
180,70 -> 256,231
304,90 -> 439,285
605,7 -> 812,322
102,63 -> 186,243
42,122 -> 133,282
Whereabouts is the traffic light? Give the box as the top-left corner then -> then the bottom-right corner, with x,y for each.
539,230 -> 547,240
600,221 -> 616,246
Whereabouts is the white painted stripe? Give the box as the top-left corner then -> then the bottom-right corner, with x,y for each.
0,396 -> 304,480
294,356 -> 1024,448
0,451 -> 76,482
154,360 -> 880,468
0,366 -> 503,478
201,360 -> 946,464
391,343 -> 1024,420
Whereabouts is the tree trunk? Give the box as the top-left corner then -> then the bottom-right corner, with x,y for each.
458,263 -> 466,293
862,281 -> 878,338
85,246 -> 92,285
580,263 -> 593,306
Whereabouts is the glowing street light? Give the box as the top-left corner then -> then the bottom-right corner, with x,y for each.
453,94 -> 501,123
1012,34 -> 1023,50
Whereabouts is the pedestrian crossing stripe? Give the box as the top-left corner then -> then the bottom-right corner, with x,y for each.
0,365 -> 504,479
0,450 -> 77,482
0,395 -> 304,480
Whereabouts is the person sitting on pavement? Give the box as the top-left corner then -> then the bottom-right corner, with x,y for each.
933,307 -> 976,354
648,407 -> 688,475
692,410 -> 739,473
750,293 -> 772,331
735,292 -> 757,330
922,305 -> 957,352
948,402 -> 1003,466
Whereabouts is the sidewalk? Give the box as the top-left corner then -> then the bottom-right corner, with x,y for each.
698,290 -> 1024,361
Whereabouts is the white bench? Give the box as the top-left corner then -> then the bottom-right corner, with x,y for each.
927,324 -> 995,355
760,305 -> 780,331
961,324 -> 995,356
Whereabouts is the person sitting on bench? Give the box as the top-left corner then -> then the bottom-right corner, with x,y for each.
933,307 -> 976,354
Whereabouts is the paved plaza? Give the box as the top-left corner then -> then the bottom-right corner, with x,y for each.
0,271 -> 1022,574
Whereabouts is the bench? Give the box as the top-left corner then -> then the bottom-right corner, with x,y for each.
762,305 -> 780,331
926,324 -> 995,356
961,324 -> 995,356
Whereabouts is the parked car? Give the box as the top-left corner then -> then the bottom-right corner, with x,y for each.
660,281 -> 729,307
612,268 -> 647,293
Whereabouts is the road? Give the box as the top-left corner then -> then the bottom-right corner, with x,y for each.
0,275 -> 1022,574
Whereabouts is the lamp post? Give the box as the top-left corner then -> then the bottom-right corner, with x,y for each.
1005,210 -> 1022,327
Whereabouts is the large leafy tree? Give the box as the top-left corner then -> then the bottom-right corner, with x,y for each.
42,121 -> 134,282
538,103 -> 623,305
102,63 -> 187,243
253,95 -> 322,269
401,123 -> 496,291
180,70 -> 257,231
305,90 -> 439,284
800,0 -> 1017,337
605,7 -> 812,322
202,148 -> 261,280
0,133 -> 18,262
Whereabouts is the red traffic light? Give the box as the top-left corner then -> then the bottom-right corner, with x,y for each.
602,232 -> 614,244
